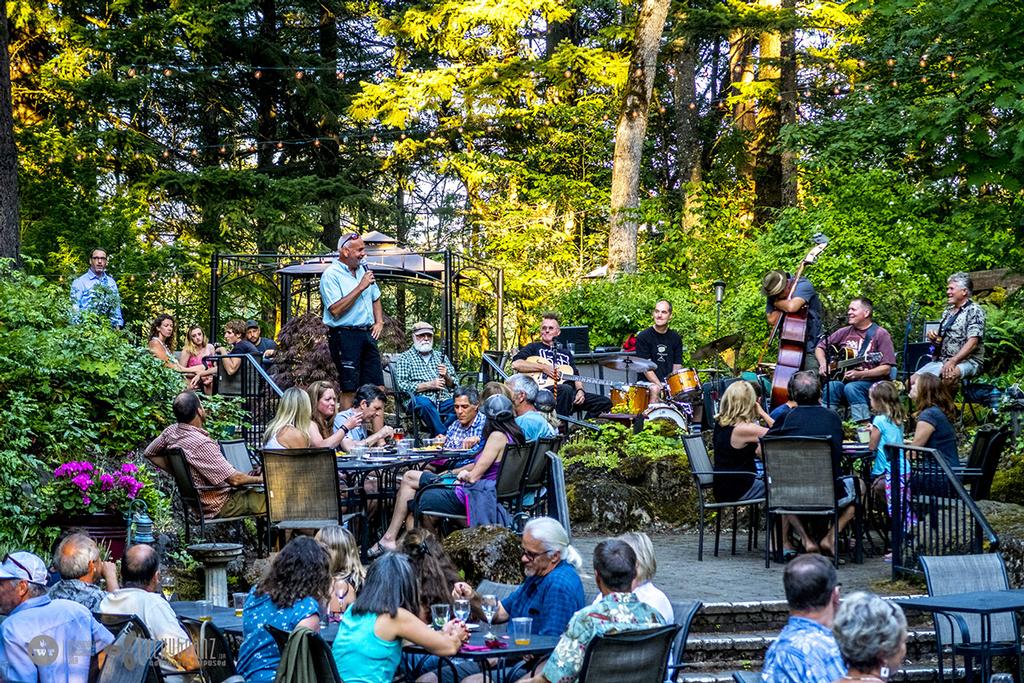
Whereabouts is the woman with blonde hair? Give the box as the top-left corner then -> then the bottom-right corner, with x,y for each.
616,531 -> 673,623
263,387 -> 313,449
179,325 -> 217,394
315,525 -> 365,619
712,380 -> 773,504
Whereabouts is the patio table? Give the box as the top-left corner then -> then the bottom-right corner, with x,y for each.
894,589 -> 1024,683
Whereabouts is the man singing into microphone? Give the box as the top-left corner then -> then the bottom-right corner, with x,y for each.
320,232 -> 385,411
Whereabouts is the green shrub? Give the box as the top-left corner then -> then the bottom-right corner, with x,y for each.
561,422 -> 687,471
0,266 -> 183,552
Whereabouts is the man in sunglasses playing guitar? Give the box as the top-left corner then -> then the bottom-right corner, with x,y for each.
511,312 -> 613,419
813,297 -> 896,422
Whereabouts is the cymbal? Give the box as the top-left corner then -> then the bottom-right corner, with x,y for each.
600,356 -> 657,372
692,333 -> 743,361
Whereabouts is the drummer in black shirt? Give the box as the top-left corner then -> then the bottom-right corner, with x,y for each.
634,300 -> 683,402
511,312 -> 613,419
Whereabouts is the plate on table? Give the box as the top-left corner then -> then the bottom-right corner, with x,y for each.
367,447 -> 394,455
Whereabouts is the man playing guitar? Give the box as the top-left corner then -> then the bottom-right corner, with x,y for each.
511,312 -> 613,419
635,300 -> 683,402
813,297 -> 896,423
912,272 -> 986,388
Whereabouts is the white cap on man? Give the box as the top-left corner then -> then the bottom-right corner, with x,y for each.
0,551 -> 49,585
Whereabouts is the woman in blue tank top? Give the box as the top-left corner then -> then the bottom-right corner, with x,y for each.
332,553 -> 468,683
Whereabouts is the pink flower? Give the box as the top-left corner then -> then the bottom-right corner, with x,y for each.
99,474 -> 115,491
71,474 -> 94,492
120,463 -> 139,475
82,495 -> 91,506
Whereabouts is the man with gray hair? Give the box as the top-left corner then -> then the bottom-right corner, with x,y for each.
0,550 -> 114,682
319,232 -> 385,410
454,517 -> 585,636
913,272 -> 985,387
761,554 -> 846,683
442,386 -> 486,455
48,533 -> 120,611
507,373 -> 557,441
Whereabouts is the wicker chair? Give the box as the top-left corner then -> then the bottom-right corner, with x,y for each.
920,553 -> 1022,682
577,624 -> 680,683
682,434 -> 763,561
760,436 -> 845,568
261,447 -> 357,548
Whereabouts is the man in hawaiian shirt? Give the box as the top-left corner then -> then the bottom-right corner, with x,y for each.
390,321 -> 458,436
522,539 -> 664,683
47,533 -> 120,611
913,271 -> 986,388
761,554 -> 847,683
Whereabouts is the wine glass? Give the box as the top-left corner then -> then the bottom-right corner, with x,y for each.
453,598 -> 470,623
480,594 -> 498,638
161,576 -> 175,601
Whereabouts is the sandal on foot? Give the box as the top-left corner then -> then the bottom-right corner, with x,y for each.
366,543 -> 387,560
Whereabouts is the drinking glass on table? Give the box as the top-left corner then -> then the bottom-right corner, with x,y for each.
511,617 -> 532,645
197,600 -> 212,623
393,426 -> 405,442
431,603 -> 451,630
453,598 -> 470,623
233,592 -> 247,617
161,576 -> 175,601
481,594 -> 498,638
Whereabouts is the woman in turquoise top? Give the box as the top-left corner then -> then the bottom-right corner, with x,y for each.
236,537 -> 331,682
332,552 -> 468,683
867,382 -> 907,515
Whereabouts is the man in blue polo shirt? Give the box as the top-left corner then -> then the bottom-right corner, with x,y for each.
454,517 -> 584,636
320,233 -> 385,411
507,374 -> 557,442
0,551 -> 114,683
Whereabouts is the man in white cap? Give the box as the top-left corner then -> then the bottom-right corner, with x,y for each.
0,550 -> 114,682
390,321 -> 458,437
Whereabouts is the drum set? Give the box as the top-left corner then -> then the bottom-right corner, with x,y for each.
603,334 -> 744,434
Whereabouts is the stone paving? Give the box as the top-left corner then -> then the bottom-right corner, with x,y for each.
573,531 -> 898,603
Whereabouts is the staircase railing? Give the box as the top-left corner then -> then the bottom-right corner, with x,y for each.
210,355 -> 284,451
886,443 -> 999,579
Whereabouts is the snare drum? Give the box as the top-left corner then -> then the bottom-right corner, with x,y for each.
666,368 -> 702,399
642,403 -> 689,432
610,385 -> 650,415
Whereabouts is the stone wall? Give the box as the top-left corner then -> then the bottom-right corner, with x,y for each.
978,499 -> 1024,587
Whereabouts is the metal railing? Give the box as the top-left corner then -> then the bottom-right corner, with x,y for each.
210,354 -> 284,451
887,443 -> 999,579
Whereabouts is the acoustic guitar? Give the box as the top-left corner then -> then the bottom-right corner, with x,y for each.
825,347 -> 883,380
524,356 -> 625,391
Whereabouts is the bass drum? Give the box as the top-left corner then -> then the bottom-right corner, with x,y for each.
642,403 -> 689,433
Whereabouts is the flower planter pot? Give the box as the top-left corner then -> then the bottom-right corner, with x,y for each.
52,512 -> 128,560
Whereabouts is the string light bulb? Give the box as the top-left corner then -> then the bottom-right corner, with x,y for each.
162,150 -> 170,159
313,139 -> 321,147
127,67 -> 137,78
254,70 -> 262,79
688,102 -> 696,110
336,71 -> 345,80
163,68 -> 173,77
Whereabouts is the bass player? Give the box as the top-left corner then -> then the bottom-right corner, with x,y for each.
762,268 -> 825,373
813,297 -> 896,423
511,312 -> 613,419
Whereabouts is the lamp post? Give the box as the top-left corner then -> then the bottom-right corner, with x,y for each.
711,281 -> 726,420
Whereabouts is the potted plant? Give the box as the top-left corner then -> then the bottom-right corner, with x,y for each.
41,460 -> 159,559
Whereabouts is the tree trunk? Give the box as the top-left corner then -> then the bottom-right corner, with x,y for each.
671,43 -> 702,227
753,1 -> 782,227
0,0 -> 20,265
607,0 -> 670,274
729,29 -> 756,185
779,0 -> 798,207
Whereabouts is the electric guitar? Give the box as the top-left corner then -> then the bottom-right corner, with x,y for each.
826,346 -> 883,380
524,356 -> 627,391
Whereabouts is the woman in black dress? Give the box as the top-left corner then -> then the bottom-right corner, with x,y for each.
712,380 -> 774,503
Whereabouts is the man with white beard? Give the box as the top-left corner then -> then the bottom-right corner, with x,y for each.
390,321 -> 459,437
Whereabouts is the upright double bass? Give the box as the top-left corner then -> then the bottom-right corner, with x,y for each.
766,239 -> 828,409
